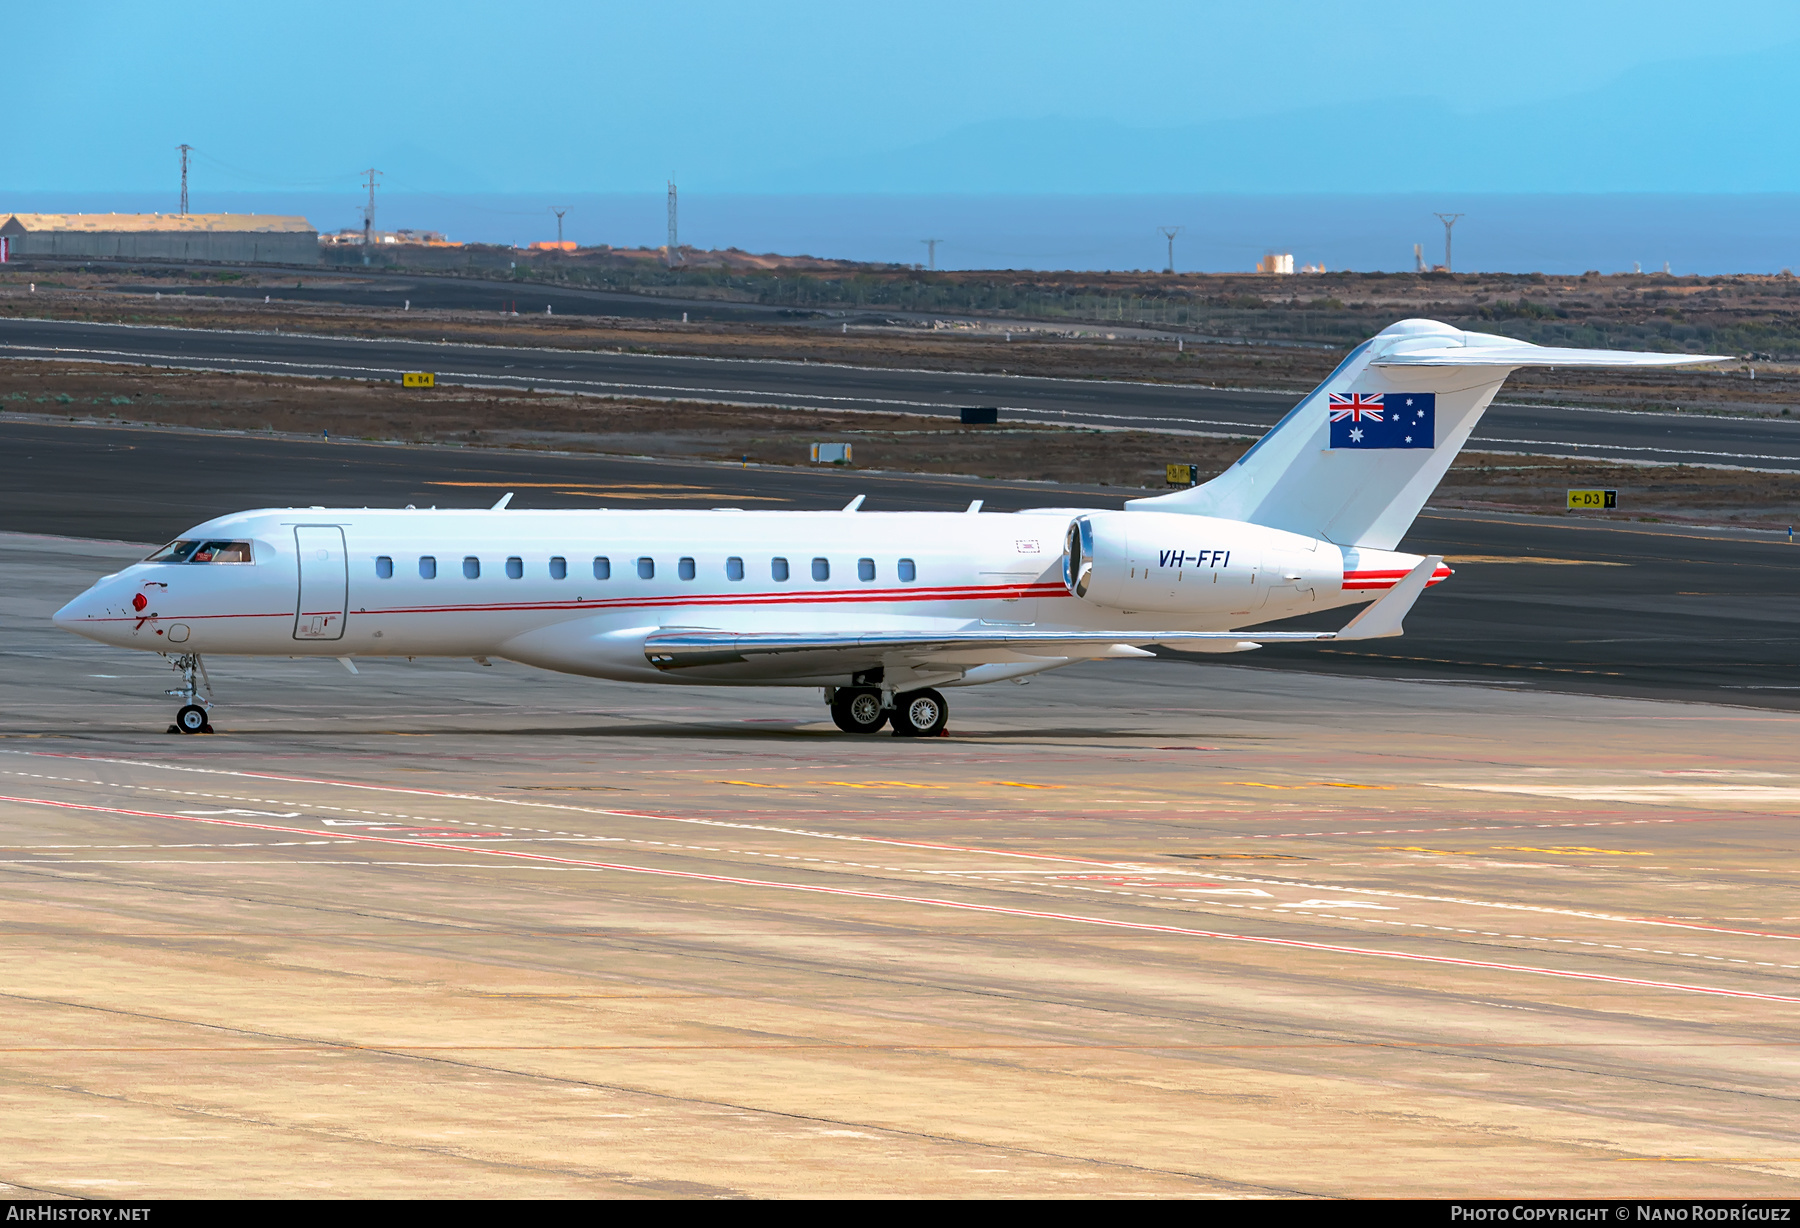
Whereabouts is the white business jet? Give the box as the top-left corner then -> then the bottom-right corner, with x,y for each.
53,319 -> 1722,736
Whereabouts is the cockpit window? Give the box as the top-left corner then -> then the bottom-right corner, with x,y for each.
146,539 -> 254,564
146,540 -> 201,563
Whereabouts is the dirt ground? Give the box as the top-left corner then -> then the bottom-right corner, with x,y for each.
0,277 -> 1337,388
7,361 -> 1797,530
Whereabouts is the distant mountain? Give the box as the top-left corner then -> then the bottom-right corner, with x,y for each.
734,42 -> 1800,194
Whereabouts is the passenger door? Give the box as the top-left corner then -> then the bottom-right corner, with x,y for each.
294,525 -> 348,641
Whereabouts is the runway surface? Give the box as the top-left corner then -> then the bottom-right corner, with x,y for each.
6,316 -> 1798,469
4,531 -> 1799,1196
5,417 -> 1797,710
112,271 -> 820,325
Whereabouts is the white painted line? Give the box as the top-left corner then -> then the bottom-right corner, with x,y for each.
5,791 -> 1795,1006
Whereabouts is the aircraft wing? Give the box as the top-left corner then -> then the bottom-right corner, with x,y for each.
645,557 -> 1440,671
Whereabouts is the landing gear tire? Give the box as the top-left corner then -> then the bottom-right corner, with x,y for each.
173,704 -> 211,735
831,686 -> 888,735
890,688 -> 948,738
164,654 -> 215,733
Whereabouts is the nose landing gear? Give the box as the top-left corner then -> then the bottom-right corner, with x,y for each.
164,653 -> 215,734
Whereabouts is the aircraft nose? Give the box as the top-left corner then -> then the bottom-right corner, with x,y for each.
52,593 -> 87,628
53,584 -> 110,636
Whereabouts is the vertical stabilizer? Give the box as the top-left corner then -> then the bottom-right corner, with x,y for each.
1130,319 -> 1724,550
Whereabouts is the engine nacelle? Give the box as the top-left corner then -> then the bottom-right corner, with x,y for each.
1063,511 -> 1343,616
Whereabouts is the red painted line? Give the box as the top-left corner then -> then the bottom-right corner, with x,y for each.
1342,577 -> 1448,591
1344,568 -> 1452,579
1343,567 -> 1453,591
19,754 -> 1800,944
19,754 -> 1246,874
359,583 -> 1070,616
73,582 -> 1075,625
80,612 -> 293,624
23,753 -> 1129,864
3,793 -> 1793,1005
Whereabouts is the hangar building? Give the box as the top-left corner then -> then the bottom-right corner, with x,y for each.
0,213 -> 319,264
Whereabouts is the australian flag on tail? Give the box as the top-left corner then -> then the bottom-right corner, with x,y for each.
1328,392 -> 1435,449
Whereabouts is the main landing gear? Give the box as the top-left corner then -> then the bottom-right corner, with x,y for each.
164,653 -> 215,735
828,686 -> 950,738
830,686 -> 887,734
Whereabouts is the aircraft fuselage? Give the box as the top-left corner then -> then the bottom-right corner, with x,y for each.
53,506 -> 1429,687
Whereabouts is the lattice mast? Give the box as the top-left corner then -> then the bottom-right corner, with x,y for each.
177,144 -> 193,214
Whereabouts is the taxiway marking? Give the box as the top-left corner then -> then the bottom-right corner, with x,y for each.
7,757 -> 1795,945
7,776 -> 1800,973
2,791 -> 1795,1005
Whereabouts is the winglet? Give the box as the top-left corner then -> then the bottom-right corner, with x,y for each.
491,493 -> 514,510
843,495 -> 866,512
1334,555 -> 1442,640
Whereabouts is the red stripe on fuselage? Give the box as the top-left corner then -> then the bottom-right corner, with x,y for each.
1342,566 -> 1452,591
71,581 -> 1074,624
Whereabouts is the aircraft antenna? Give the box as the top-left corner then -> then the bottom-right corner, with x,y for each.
921,238 -> 941,270
666,181 -> 679,268
1158,226 -> 1183,274
1433,212 -> 1463,273
177,144 -> 193,215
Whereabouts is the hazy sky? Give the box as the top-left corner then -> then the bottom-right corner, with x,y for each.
11,1 -> 1800,194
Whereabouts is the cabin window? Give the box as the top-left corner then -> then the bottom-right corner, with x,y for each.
375,556 -> 393,579
898,558 -> 916,582
505,556 -> 524,580
726,556 -> 744,581
811,557 -> 830,582
771,557 -> 789,582
145,539 -> 254,564
420,556 -> 437,579
593,556 -> 610,580
637,557 -> 655,580
678,557 -> 696,581
858,557 -> 875,582
463,556 -> 480,580
549,556 -> 567,580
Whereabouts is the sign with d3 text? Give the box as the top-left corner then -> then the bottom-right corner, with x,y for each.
1568,489 -> 1618,510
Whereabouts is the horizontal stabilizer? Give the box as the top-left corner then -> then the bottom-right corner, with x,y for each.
1130,318 -> 1729,550
1375,337 -> 1729,368
1335,556 -> 1441,640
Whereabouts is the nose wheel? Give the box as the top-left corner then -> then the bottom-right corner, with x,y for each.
164,653 -> 215,734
